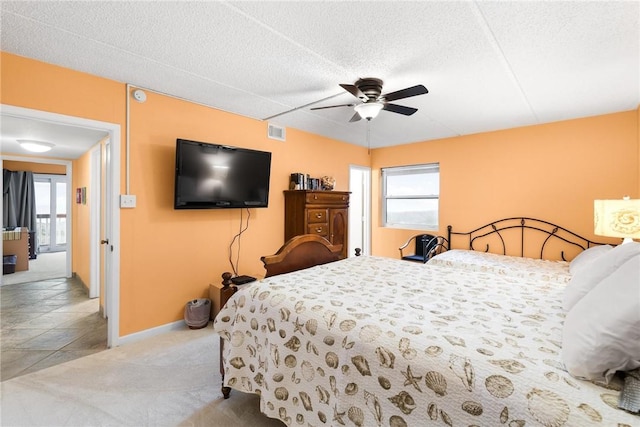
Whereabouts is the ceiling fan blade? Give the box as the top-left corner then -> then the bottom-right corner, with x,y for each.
340,84 -> 368,101
310,103 -> 356,111
383,103 -> 418,116
382,85 -> 428,102
349,112 -> 362,122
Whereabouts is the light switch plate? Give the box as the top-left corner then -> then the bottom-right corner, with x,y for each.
120,194 -> 136,208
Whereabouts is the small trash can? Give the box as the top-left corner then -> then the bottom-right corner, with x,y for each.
3,255 -> 17,275
184,298 -> 211,329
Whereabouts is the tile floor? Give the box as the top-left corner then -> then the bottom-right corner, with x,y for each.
1,276 -> 107,381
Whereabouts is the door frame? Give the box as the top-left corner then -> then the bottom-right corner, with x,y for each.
348,165 -> 371,256
89,145 -> 101,299
1,104 -> 121,347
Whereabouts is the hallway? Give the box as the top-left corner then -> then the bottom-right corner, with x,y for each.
0,276 -> 107,381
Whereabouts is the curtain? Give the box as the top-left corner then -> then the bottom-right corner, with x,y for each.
2,169 -> 37,233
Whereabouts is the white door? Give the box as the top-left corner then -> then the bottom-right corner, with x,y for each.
348,165 -> 371,256
103,140 -> 112,322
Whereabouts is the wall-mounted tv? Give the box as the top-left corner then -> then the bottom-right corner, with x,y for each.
174,138 -> 272,209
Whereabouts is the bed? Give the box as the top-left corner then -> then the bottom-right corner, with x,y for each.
212,221 -> 639,426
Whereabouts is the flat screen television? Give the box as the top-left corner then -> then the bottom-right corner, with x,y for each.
174,138 -> 272,209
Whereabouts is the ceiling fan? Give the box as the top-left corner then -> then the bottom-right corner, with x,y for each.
310,78 -> 428,122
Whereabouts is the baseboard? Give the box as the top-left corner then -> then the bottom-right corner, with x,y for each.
117,319 -> 192,347
72,272 -> 90,295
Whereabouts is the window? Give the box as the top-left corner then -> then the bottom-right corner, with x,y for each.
35,174 -> 68,253
382,163 -> 439,230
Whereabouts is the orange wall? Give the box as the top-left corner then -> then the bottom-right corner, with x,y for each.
1,52 -> 370,336
123,91 -> 368,334
72,149 -> 92,289
371,110 -> 639,258
2,160 -> 66,175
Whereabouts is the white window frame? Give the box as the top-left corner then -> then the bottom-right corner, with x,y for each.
34,173 -> 69,253
382,163 -> 440,230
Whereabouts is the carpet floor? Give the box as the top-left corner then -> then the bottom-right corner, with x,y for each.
1,326 -> 285,427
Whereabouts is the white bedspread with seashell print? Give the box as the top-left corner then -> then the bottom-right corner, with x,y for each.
213,256 -> 638,426
427,249 -> 572,284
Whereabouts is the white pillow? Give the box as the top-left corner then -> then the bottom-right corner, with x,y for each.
569,244 -> 613,274
562,254 -> 640,382
563,242 -> 640,311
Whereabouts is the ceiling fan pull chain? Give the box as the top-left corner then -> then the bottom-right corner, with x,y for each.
367,119 -> 371,155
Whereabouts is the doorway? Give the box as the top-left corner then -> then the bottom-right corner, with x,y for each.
348,165 -> 371,256
1,104 -> 121,347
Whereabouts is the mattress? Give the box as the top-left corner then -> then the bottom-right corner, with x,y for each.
213,256 -> 637,426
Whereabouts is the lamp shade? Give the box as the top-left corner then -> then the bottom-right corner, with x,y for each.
594,197 -> 640,243
354,102 -> 384,120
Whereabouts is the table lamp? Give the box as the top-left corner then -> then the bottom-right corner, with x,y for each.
594,196 -> 640,244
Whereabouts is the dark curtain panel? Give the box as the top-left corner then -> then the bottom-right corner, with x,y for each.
2,169 -> 37,232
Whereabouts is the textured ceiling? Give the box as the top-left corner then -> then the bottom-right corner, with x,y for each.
0,0 -> 638,156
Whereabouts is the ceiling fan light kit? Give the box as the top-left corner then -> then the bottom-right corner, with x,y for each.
355,102 -> 384,120
310,77 -> 428,123
17,139 -> 55,153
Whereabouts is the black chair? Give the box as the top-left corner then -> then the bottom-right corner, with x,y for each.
399,234 -> 439,263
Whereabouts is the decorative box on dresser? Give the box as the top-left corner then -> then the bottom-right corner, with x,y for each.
284,190 -> 350,259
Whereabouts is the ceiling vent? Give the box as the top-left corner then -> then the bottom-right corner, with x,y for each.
268,123 -> 286,141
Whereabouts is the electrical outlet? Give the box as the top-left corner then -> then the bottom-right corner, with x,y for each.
120,194 -> 137,208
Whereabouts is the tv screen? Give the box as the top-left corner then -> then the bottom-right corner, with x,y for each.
174,139 -> 272,209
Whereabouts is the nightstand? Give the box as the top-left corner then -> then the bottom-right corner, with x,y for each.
209,272 -> 239,320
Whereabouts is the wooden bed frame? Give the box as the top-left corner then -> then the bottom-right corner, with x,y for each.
260,234 -> 344,278
447,217 -> 608,260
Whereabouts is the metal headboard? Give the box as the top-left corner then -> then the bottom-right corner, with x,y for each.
447,217 -> 609,261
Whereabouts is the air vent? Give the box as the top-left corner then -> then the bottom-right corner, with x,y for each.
267,123 -> 286,141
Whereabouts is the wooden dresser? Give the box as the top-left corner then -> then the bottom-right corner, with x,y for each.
284,190 -> 349,259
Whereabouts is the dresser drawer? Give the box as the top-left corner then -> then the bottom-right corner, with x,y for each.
305,192 -> 349,205
307,223 -> 328,236
307,209 -> 327,223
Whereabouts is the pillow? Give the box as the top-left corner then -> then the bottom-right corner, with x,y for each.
562,254 -> 640,382
569,244 -> 613,274
563,242 -> 640,311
